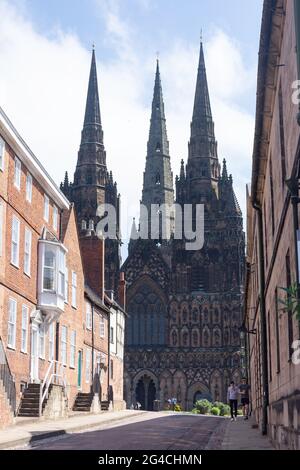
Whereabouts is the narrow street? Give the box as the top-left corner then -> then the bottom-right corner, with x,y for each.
29,413 -> 227,450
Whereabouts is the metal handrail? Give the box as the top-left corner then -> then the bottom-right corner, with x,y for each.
39,360 -> 67,416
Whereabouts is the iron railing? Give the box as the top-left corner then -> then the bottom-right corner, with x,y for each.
0,338 -> 16,415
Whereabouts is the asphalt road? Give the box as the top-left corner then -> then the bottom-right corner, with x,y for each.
31,413 -> 228,450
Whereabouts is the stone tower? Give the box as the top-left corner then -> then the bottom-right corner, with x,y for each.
61,49 -> 121,296
140,60 -> 174,241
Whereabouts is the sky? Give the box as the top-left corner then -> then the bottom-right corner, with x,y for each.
0,0 -> 263,260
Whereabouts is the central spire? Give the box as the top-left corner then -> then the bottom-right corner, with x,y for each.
140,60 -> 174,240
147,59 -> 169,157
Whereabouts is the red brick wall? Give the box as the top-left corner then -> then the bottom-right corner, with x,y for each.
80,236 -> 104,300
0,381 -> 14,429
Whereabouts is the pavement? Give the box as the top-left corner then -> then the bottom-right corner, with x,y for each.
0,410 -> 147,449
221,415 -> 274,450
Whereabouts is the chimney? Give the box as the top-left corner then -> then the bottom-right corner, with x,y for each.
118,272 -> 126,309
80,233 -> 105,300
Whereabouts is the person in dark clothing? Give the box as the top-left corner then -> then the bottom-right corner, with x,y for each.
227,381 -> 239,421
239,378 -> 251,420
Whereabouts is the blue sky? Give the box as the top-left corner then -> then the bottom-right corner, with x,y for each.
1,0 -> 263,257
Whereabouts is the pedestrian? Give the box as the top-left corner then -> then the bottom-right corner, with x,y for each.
227,381 -> 239,422
239,377 -> 251,420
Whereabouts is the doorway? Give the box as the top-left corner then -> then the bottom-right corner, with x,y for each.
30,326 -> 39,382
135,375 -> 156,410
77,350 -> 82,389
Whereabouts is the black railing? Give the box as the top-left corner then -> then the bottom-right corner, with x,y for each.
0,338 -> 16,415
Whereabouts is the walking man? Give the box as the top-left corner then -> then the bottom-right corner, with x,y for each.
227,381 -> 239,421
239,377 -> 251,420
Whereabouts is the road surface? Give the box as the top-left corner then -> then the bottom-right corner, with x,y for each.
30,412 -> 228,450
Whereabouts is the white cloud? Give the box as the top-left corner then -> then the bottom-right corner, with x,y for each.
0,0 -> 255,261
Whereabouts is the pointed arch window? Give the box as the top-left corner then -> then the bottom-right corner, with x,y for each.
155,142 -> 161,153
155,172 -> 161,185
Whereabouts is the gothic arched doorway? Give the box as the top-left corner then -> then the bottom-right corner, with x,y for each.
193,390 -> 212,404
135,375 -> 156,410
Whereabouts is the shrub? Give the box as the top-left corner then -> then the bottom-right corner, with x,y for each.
174,404 -> 182,412
191,408 -> 200,414
213,401 -> 230,417
237,409 -> 243,416
211,407 -> 220,416
194,399 -> 212,415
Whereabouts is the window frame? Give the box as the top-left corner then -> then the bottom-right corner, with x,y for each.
71,271 -> 77,308
21,304 -> 29,353
7,298 -> 17,349
61,325 -> 67,366
53,205 -> 58,231
44,194 -> 49,222
11,215 -> 20,268
0,137 -> 4,171
14,156 -> 21,190
26,173 -> 32,203
70,330 -> 76,369
24,227 -> 32,276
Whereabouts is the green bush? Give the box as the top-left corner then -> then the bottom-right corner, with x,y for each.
174,404 -> 182,412
211,407 -> 220,416
213,401 -> 230,416
191,408 -> 200,414
237,409 -> 243,416
194,399 -> 212,415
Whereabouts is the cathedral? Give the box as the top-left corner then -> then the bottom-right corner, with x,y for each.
122,42 -> 245,410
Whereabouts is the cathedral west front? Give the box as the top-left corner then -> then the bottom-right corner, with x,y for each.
122,42 -> 245,411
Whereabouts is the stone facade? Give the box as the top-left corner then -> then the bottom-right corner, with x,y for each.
245,0 -> 300,449
123,47 -> 245,411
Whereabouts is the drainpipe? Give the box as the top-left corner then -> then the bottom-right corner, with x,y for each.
252,202 -> 269,435
91,304 -> 94,393
107,309 -> 111,403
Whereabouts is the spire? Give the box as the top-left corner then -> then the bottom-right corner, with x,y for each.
81,48 -> 103,145
141,60 -> 174,238
147,59 -> 169,156
180,159 -> 185,180
191,41 -> 213,136
222,159 -> 228,180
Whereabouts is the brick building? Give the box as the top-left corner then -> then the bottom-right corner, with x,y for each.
245,0 -> 300,449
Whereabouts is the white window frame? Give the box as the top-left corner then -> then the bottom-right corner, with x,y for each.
58,250 -> 65,298
39,324 -> 45,359
0,136 -> 4,171
49,323 -> 55,361
26,173 -> 32,203
44,195 -> 49,222
70,330 -> 76,369
43,247 -> 56,292
53,206 -> 58,231
100,316 -> 105,338
110,326 -> 114,344
14,157 -> 21,189
7,298 -> 17,349
61,326 -> 67,366
85,347 -> 91,383
0,202 -> 3,257
64,267 -> 69,303
86,301 -> 92,330
71,271 -> 77,308
21,305 -> 29,353
24,227 -> 32,276
11,215 -> 20,268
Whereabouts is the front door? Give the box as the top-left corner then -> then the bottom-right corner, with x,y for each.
30,326 -> 39,382
77,350 -> 82,388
